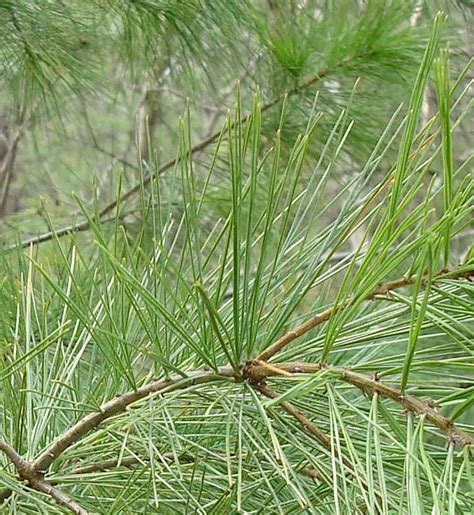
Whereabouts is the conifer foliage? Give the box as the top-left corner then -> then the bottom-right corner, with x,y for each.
0,1 -> 472,513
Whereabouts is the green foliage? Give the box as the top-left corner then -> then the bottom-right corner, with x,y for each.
0,2 -> 473,514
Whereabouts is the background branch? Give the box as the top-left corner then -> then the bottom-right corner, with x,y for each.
9,56 -> 355,250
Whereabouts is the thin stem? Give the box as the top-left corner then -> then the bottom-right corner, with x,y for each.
7,214 -> 120,250
257,266 -> 474,362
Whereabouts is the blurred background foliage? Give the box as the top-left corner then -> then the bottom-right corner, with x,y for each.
0,0 -> 472,244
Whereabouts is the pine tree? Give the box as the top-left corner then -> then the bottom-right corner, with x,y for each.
0,1 -> 472,513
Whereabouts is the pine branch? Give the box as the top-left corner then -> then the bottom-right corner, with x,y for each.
67,456 -> 141,476
0,438 -> 31,477
9,213 -> 123,250
27,478 -> 88,515
0,92 -> 43,217
32,368 -> 234,474
253,383 -> 331,447
63,452 -> 321,484
0,439 -> 88,514
0,125 -> 23,217
0,263 -> 470,508
247,361 -> 474,447
61,453 -> 192,477
0,369 -> 234,508
257,266 -> 474,362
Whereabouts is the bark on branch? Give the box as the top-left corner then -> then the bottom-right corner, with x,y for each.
0,369 -> 234,512
1,268 -> 471,510
247,361 -> 474,447
0,439 -> 88,514
1,349 -> 471,511
28,478 -> 88,515
33,368 -> 234,473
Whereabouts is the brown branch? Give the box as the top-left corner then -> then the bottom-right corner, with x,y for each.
9,213 -> 127,251
0,439 -> 88,514
32,368 -> 234,474
0,17 -> 26,216
247,361 -> 474,447
63,452 -> 192,477
0,489 -> 11,503
66,446 -> 204,477
0,368 -> 235,508
68,456 -> 141,476
0,58 -> 37,217
298,465 -> 324,481
338,368 -> 473,447
28,477 -> 88,515
65,450 -> 321,485
253,382 -> 331,447
10,57 -> 353,250
0,439 -> 31,477
0,128 -> 22,216
257,266 -> 474,362
1,267 -> 470,507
